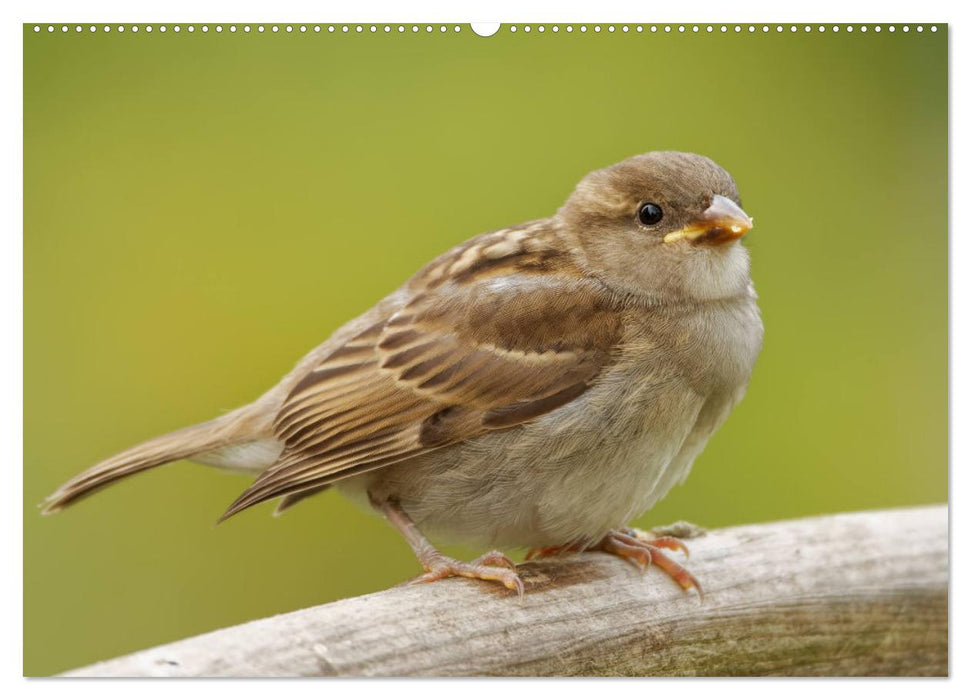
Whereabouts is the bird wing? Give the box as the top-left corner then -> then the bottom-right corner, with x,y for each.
219,270 -> 623,520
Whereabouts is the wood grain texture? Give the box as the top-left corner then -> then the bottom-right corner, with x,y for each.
65,505 -> 948,677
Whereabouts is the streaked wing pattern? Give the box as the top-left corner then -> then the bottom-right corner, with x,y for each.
220,230 -> 623,520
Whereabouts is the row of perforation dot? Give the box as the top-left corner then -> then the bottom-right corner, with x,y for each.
32,24 -> 938,34
508,24 -> 936,33
32,25 -> 463,33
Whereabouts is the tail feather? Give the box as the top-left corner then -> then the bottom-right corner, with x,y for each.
41,405 -> 269,514
272,484 -> 331,516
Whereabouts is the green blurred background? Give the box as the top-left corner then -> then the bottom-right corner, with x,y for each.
24,24 -> 947,675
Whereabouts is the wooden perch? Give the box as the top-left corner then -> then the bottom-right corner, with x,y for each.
65,505 -> 948,677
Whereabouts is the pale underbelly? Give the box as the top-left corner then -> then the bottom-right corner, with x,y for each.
340,386 -> 730,549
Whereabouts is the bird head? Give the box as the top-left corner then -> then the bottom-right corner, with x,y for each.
559,151 -> 754,302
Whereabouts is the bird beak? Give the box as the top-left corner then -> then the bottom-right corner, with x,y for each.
663,195 -> 753,245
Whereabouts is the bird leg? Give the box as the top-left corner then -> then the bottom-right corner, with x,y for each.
527,527 -> 702,598
372,495 -> 524,598
599,528 -> 702,596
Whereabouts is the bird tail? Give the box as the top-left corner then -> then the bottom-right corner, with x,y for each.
40,404 -> 271,514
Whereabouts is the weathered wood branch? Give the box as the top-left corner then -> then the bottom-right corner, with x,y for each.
66,505 -> 947,677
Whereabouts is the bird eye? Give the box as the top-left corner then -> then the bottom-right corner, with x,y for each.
637,202 -> 664,226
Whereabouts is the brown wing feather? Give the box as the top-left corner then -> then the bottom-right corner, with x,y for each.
220,228 -> 623,520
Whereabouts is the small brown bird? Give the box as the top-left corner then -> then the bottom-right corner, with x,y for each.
43,151 -> 762,597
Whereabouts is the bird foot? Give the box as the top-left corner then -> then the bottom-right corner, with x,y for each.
374,497 -> 524,598
598,529 -> 702,598
412,549 -> 524,598
527,528 -> 701,598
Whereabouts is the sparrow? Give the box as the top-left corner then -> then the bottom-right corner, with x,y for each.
42,151 -> 762,598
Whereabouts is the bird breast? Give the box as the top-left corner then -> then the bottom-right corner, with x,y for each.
343,293 -> 762,549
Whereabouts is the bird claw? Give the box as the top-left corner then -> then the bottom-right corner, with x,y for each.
473,550 -> 518,570
622,528 -> 691,559
597,529 -> 703,599
412,551 -> 524,599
